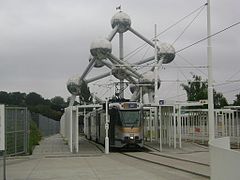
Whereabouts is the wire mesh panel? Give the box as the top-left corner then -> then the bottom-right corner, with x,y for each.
0,105 -> 5,179
5,107 -> 29,155
31,113 -> 60,137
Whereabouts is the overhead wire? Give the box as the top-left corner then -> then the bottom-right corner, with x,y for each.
165,93 -> 186,100
123,3 -> 208,60
226,69 -> 240,81
222,87 -> 240,95
172,61 -> 189,81
176,54 -> 208,77
171,4 -> 206,46
176,21 -> 240,53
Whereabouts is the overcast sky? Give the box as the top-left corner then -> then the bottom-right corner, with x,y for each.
0,0 -> 239,103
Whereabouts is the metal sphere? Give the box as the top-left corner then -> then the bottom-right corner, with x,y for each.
130,71 -> 161,95
158,43 -> 175,64
89,55 -> 104,68
140,71 -> 161,91
111,11 -> 131,33
66,76 -> 81,95
90,38 -> 112,60
129,84 -> 136,94
111,65 -> 127,80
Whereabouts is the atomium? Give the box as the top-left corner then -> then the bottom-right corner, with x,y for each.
89,55 -> 104,68
130,71 -> 161,94
67,11 -> 176,104
111,11 -> 131,33
158,43 -> 175,64
90,38 -> 112,60
66,76 -> 81,95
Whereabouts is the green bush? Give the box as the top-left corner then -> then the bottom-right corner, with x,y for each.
29,120 -> 41,154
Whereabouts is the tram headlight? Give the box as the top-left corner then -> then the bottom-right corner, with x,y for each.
130,134 -> 134,140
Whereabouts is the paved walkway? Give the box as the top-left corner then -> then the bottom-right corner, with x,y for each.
33,134 -> 71,156
33,134 -> 102,157
3,134 -> 209,180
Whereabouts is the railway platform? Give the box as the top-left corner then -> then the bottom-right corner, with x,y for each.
2,134 -> 209,180
144,141 -> 209,165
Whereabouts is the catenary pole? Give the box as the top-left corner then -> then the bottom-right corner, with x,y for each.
207,0 -> 215,141
154,24 -> 158,104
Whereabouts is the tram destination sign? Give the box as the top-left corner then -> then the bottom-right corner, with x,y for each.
122,102 -> 138,109
0,105 -> 5,151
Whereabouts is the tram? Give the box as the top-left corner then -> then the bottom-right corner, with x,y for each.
84,99 -> 144,148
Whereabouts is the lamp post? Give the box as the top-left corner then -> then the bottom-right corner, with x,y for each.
105,98 -> 109,154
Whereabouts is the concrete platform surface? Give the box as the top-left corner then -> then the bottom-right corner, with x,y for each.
1,134 -> 209,180
144,141 -> 209,165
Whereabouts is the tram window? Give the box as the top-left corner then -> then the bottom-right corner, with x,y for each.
119,110 -> 141,127
109,109 -> 121,126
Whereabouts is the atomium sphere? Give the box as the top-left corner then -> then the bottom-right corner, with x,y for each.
129,84 -> 136,94
140,71 -> 161,90
111,65 -> 127,80
111,11 -> 131,33
89,55 -> 104,68
158,43 -> 175,64
90,38 -> 112,60
66,76 -> 81,95
130,71 -> 161,95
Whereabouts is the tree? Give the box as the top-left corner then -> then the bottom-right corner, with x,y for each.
0,91 -> 66,120
181,75 -> 208,102
9,92 -> 26,106
26,92 -> 44,106
0,91 -> 10,104
233,93 -> 240,106
79,80 -> 92,104
213,91 -> 228,108
51,96 -> 67,111
181,74 -> 228,108
51,96 -> 66,106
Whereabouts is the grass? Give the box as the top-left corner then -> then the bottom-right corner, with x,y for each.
29,120 -> 42,154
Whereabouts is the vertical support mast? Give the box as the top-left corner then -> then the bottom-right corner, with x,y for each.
119,32 -> 124,98
105,98 -> 109,154
154,24 -> 158,104
207,0 -> 215,141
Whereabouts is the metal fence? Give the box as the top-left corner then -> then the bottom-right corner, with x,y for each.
144,106 -> 240,150
31,113 -> 60,137
5,107 -> 30,155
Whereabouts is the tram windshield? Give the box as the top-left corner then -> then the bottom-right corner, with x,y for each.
119,110 -> 141,127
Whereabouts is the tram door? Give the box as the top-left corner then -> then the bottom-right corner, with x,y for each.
87,117 -> 91,139
109,109 -> 116,145
96,113 -> 101,142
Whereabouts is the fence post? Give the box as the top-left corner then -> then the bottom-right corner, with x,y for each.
0,105 -> 6,180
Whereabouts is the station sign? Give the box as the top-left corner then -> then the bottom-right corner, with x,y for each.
159,99 -> 165,105
0,105 -> 5,151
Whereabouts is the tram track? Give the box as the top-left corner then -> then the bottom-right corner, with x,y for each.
147,151 -> 209,166
120,151 -> 210,178
84,138 -> 210,178
144,144 -> 209,166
